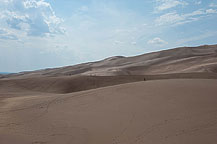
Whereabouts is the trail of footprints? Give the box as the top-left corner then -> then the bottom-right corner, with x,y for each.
112,136 -> 121,144
133,118 -> 181,144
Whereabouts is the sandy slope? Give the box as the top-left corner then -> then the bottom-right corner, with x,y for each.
0,79 -> 217,144
0,75 -> 145,94
0,44 -> 217,143
1,73 -> 217,95
1,44 -> 217,79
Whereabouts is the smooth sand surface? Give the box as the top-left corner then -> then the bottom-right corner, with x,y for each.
1,79 -> 217,144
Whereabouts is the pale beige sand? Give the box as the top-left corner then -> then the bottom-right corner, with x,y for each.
1,44 -> 217,79
1,44 -> 217,143
1,79 -> 217,144
1,73 -> 217,95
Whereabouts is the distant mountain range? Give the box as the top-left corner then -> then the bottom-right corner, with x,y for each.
0,72 -> 10,75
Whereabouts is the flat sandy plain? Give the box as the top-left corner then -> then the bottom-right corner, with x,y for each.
0,45 -> 217,144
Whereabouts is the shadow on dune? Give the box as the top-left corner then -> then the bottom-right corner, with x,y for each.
0,73 -> 217,94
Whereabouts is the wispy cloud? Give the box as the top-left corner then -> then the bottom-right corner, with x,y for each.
206,9 -> 217,14
155,0 -> 188,11
175,31 -> 217,45
155,8 -> 217,26
210,3 -> 217,8
194,1 -> 202,5
0,28 -> 18,40
79,6 -> 89,12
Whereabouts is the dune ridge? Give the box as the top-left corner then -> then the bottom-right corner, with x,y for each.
0,44 -> 216,95
0,73 -> 217,95
1,44 -> 217,79
0,44 -> 217,144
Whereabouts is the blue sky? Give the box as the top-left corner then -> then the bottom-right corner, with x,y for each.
0,0 -> 217,72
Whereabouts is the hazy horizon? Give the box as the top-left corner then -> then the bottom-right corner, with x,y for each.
1,0 -> 217,72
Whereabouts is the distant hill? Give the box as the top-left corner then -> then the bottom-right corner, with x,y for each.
4,44 -> 217,79
0,72 -> 10,75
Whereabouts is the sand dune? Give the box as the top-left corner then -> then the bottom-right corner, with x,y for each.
0,79 -> 217,144
2,44 -> 216,79
1,44 -> 217,144
1,73 -> 217,95
0,75 -> 145,94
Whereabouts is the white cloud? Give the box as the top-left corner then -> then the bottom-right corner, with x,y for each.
114,40 -> 124,45
79,6 -> 89,12
131,41 -> 137,45
0,0 -> 64,37
155,0 -> 188,11
155,8 -> 217,26
148,37 -> 168,45
175,31 -> 217,45
0,28 -> 18,40
206,9 -> 217,14
195,1 -> 201,5
155,12 -> 184,25
210,3 -> 217,8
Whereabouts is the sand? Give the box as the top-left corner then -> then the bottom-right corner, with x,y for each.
0,79 -> 217,144
1,45 -> 217,144
1,44 -> 216,79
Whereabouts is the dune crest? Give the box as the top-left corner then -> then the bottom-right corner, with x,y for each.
1,44 -> 216,79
